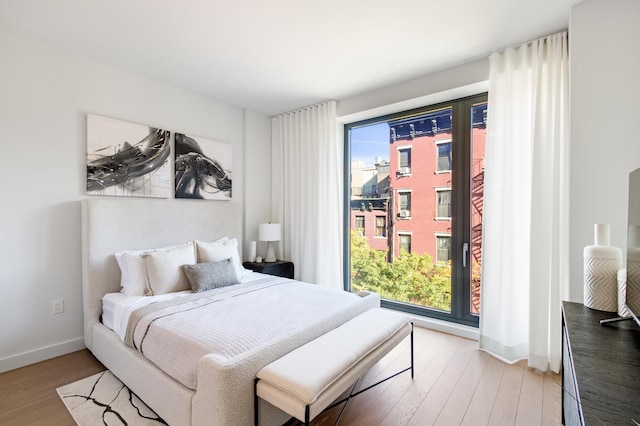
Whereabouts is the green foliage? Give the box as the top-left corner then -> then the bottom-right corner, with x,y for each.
349,230 -> 452,311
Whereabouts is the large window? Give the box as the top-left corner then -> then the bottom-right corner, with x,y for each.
345,93 -> 487,326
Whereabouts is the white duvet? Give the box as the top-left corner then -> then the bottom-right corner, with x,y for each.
102,271 -> 266,341
102,273 -> 380,391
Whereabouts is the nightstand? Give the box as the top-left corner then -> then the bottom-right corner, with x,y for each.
243,260 -> 294,279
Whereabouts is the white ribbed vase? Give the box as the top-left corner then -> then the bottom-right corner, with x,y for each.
617,269 -> 632,317
584,224 -> 622,312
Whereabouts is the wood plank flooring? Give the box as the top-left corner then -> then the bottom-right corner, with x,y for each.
0,349 -> 105,425
0,326 -> 561,425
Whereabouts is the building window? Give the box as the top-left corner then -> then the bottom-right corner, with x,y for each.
363,184 -> 377,196
398,191 -> 411,218
436,140 -> 452,172
398,147 -> 411,175
436,235 -> 451,263
436,188 -> 452,219
399,234 -> 411,254
375,216 -> 386,237
355,216 -> 365,235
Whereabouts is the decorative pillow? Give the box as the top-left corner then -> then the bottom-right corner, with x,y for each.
114,249 -> 148,296
142,242 -> 197,295
195,238 -> 250,279
182,258 -> 240,293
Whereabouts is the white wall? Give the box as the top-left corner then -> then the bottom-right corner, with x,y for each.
569,0 -> 640,301
337,58 -> 489,122
0,29 -> 270,372
243,110 -> 272,257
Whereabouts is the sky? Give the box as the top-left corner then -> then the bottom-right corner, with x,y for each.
349,121 -> 390,166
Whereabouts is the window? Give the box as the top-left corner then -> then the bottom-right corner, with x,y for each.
436,188 -> 451,219
375,216 -> 386,237
436,235 -> 451,263
398,191 -> 411,218
355,216 -> 364,235
398,147 -> 411,175
436,140 -> 452,172
399,233 -> 411,254
363,184 -> 377,197
345,93 -> 487,327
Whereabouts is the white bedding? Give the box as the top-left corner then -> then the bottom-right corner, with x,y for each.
102,271 -> 265,340
102,272 -> 380,391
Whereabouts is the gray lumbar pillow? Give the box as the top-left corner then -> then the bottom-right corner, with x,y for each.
181,258 -> 241,293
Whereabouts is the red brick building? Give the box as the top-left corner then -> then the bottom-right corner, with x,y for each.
350,104 -> 487,265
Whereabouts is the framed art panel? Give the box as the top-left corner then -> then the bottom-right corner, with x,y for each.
174,133 -> 232,200
86,114 -> 171,198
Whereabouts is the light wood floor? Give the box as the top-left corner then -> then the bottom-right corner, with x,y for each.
0,326 -> 562,425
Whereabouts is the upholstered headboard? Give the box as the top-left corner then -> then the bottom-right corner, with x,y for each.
81,198 -> 242,350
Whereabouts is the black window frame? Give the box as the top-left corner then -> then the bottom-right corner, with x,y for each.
343,93 -> 487,327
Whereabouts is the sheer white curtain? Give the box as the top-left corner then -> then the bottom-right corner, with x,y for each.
270,101 -> 343,289
479,31 -> 569,372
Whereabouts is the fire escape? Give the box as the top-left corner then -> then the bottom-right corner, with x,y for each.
470,158 -> 484,314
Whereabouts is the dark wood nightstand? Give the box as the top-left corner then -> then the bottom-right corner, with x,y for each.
243,260 -> 294,279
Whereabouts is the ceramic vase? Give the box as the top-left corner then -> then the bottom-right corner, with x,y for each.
584,224 -> 622,312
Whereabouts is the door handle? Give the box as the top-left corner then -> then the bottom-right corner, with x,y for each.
463,243 -> 469,268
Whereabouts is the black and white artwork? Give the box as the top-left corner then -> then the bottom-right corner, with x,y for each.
174,133 -> 232,200
86,114 -> 171,198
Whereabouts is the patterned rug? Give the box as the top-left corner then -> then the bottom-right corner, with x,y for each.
57,370 -> 167,425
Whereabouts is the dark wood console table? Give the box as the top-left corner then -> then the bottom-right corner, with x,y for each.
562,301 -> 640,425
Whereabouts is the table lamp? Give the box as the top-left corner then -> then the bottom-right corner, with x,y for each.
259,223 -> 281,263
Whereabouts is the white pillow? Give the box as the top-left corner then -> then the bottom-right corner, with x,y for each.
195,238 -> 250,279
142,242 -> 197,295
114,249 -> 148,296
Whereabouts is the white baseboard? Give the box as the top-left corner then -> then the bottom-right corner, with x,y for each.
382,308 -> 479,340
0,337 -> 86,373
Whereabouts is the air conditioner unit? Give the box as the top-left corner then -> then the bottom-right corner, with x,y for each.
398,210 -> 411,218
398,167 -> 411,175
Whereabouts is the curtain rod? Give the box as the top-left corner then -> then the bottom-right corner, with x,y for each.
273,100 -> 336,119
463,29 -> 568,64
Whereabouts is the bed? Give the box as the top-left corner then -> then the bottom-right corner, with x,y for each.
81,198 -> 380,425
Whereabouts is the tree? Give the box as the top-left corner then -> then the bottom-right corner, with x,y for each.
349,230 -> 451,311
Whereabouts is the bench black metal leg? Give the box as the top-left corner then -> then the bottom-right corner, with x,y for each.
410,322 -> 414,379
305,405 -> 310,426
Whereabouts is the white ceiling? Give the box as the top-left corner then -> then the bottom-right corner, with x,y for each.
0,0 -> 582,116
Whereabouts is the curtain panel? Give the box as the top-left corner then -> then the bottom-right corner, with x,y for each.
270,101 -> 343,290
479,31 -> 569,372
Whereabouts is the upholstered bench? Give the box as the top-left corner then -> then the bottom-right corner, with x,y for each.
254,308 -> 413,426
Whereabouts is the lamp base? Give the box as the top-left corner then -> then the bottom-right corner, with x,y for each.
265,244 -> 277,262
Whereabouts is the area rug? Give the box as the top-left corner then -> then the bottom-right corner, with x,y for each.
57,370 -> 167,425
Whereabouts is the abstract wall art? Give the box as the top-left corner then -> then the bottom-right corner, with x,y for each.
174,133 -> 232,200
86,114 -> 171,198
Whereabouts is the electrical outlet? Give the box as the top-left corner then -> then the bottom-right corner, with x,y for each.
52,298 -> 64,314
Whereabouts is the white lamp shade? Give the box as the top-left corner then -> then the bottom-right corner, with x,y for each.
259,223 -> 281,242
